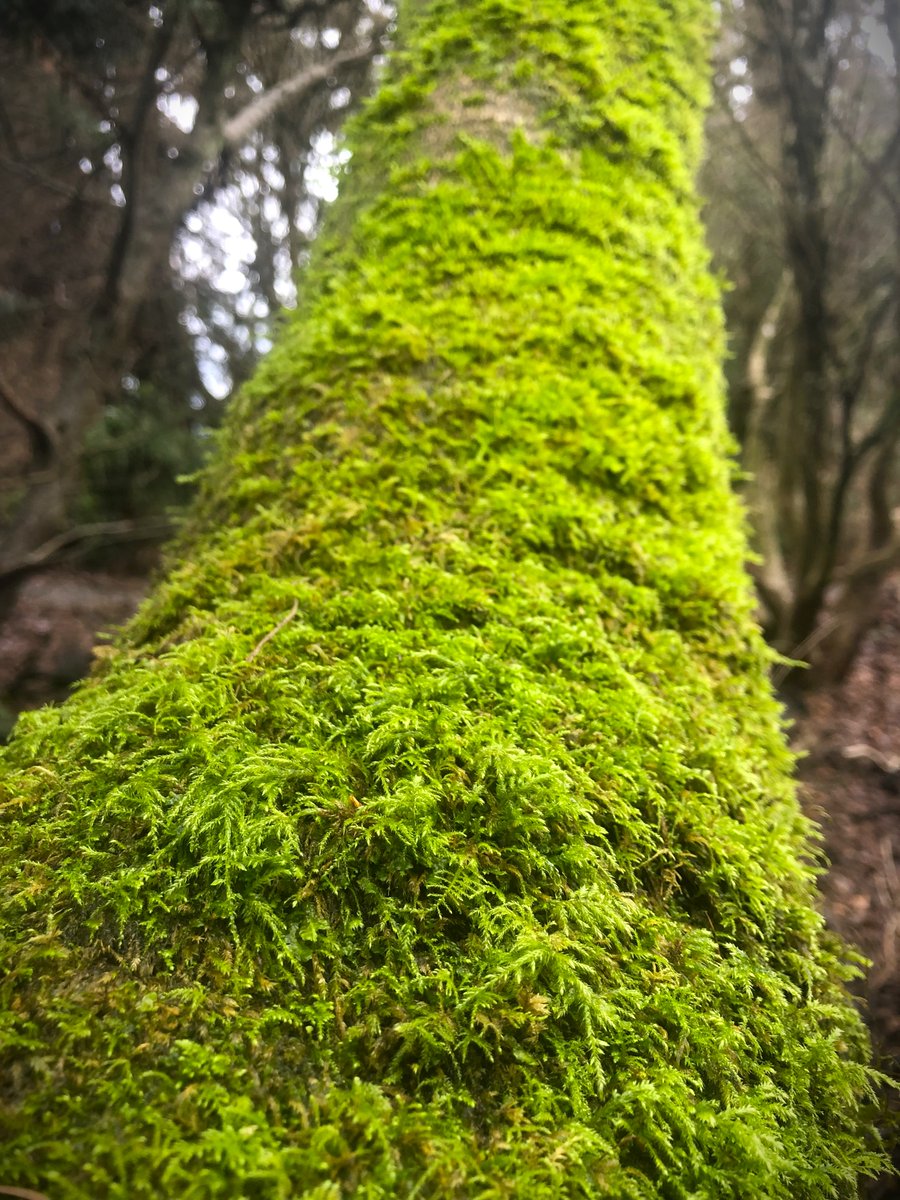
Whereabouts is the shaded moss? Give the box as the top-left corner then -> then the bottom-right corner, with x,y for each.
0,0 -> 885,1195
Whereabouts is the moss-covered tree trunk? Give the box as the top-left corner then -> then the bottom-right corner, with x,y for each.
0,0 -> 882,1195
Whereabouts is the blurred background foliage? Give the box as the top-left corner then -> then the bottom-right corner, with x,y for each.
703,0 -> 898,688
0,0 -> 391,581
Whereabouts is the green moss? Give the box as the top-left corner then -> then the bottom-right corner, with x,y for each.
0,0 -> 886,1195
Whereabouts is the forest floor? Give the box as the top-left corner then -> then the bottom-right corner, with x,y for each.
0,566 -> 149,735
1,564 -> 898,1190
795,575 -> 900,1197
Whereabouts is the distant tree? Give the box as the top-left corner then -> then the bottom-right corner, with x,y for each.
0,0 -> 882,1195
0,0 -> 387,582
703,0 -> 899,685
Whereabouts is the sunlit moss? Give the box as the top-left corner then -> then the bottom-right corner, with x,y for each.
0,0 -> 884,1195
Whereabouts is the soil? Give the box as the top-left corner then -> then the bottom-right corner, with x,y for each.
0,566 -> 149,735
795,574 -> 900,1198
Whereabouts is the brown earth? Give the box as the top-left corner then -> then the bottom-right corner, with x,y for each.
0,566 -> 148,734
796,575 -> 900,1198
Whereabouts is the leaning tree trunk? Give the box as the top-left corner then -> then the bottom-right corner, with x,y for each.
0,0 -> 882,1195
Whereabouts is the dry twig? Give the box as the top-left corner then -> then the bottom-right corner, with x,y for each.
246,599 -> 299,662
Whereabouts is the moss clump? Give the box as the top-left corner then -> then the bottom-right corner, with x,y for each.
0,0 -> 884,1195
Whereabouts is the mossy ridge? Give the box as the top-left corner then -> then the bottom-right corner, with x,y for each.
0,0 -> 884,1195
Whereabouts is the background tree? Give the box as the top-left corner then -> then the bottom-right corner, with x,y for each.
0,0 -> 388,580
0,0 -> 883,1194
703,0 -> 899,685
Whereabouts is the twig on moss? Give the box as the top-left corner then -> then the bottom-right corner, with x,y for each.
246,599 -> 299,662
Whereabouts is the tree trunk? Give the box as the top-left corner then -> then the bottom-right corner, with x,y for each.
0,1 -> 881,1195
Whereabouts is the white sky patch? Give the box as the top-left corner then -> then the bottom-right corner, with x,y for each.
305,130 -> 352,203
274,247 -> 295,299
172,101 -> 358,397
292,25 -> 318,47
214,265 -> 250,294
262,160 -> 286,191
263,193 -> 289,240
207,204 -> 258,294
861,15 -> 895,70
364,0 -> 396,18
198,353 -> 231,400
157,92 -> 198,134
240,173 -> 260,199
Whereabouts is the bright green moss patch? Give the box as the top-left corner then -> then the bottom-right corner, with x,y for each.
0,0 -> 886,1195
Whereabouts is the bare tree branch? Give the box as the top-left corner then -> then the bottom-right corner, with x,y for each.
712,88 -> 786,203
852,385 -> 900,469
223,37 -> 384,149
0,369 -> 56,468
35,32 -> 114,122
744,269 -> 793,627
99,6 -> 181,315
825,99 -> 900,221
0,88 -> 22,157
0,518 -> 175,584
0,154 -> 80,199
836,529 -> 900,589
